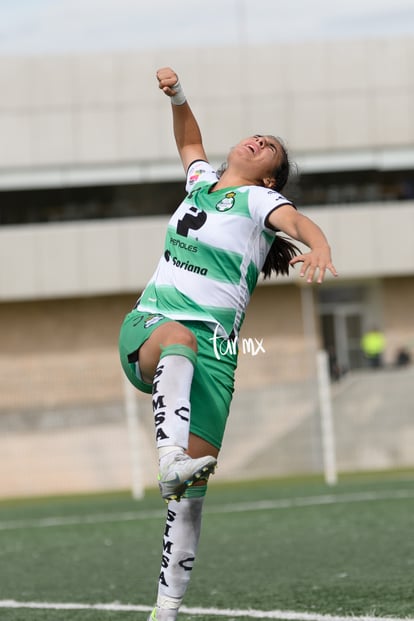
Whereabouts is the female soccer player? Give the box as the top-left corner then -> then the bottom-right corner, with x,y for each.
119,67 -> 337,621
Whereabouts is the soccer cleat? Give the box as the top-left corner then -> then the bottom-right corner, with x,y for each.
158,452 -> 217,502
147,607 -> 178,621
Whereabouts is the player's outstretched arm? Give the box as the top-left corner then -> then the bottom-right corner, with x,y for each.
156,67 -> 207,172
268,204 -> 338,284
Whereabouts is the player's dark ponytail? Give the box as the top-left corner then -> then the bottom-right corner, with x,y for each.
262,235 -> 299,278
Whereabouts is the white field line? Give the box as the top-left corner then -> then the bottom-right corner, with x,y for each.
0,600 -> 413,621
0,488 -> 413,531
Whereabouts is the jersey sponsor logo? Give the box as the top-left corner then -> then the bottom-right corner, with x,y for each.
177,206 -> 207,237
172,257 -> 208,276
188,169 -> 206,185
164,249 -> 208,276
216,191 -> 236,212
169,236 -> 198,252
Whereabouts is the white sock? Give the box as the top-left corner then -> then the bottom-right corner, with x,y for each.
152,353 -> 195,453
156,495 -> 205,614
158,446 -> 183,461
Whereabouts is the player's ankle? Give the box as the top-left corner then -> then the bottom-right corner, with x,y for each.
158,446 -> 184,463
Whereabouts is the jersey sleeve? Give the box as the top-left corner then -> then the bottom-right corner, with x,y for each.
185,160 -> 218,193
247,186 -> 294,231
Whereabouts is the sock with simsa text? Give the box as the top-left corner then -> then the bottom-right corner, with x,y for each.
153,485 -> 207,619
152,344 -> 197,456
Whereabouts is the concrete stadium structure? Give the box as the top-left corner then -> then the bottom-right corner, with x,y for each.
0,37 -> 413,497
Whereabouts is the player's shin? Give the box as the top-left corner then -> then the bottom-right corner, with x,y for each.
152,344 -> 197,456
151,485 -> 207,621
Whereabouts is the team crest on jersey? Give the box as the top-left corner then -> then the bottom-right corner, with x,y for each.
216,192 -> 236,212
144,314 -> 164,329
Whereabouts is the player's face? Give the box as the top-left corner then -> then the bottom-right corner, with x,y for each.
229,135 -> 281,179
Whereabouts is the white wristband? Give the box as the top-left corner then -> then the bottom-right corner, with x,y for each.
170,81 -> 186,106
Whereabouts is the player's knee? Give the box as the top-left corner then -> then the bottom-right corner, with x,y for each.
164,324 -> 197,352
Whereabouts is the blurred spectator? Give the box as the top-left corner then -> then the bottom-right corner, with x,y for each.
394,347 -> 411,368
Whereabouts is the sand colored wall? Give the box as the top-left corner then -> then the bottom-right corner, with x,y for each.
0,285 -> 311,415
383,276 -> 414,364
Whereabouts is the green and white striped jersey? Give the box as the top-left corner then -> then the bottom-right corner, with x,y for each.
137,160 -> 292,337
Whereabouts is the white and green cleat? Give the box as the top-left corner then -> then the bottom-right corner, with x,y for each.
158,452 -> 216,502
147,607 -> 178,621
148,595 -> 183,619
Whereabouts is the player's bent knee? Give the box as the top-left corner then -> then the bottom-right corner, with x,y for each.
163,324 -> 197,352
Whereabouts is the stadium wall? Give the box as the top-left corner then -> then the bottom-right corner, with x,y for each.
0,37 -> 413,185
1,202 -> 414,301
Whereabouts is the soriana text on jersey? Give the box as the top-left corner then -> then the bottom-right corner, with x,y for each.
164,250 -> 208,276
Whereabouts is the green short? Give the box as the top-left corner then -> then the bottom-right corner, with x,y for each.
119,309 -> 238,450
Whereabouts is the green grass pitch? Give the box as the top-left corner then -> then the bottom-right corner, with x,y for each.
0,472 -> 413,621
